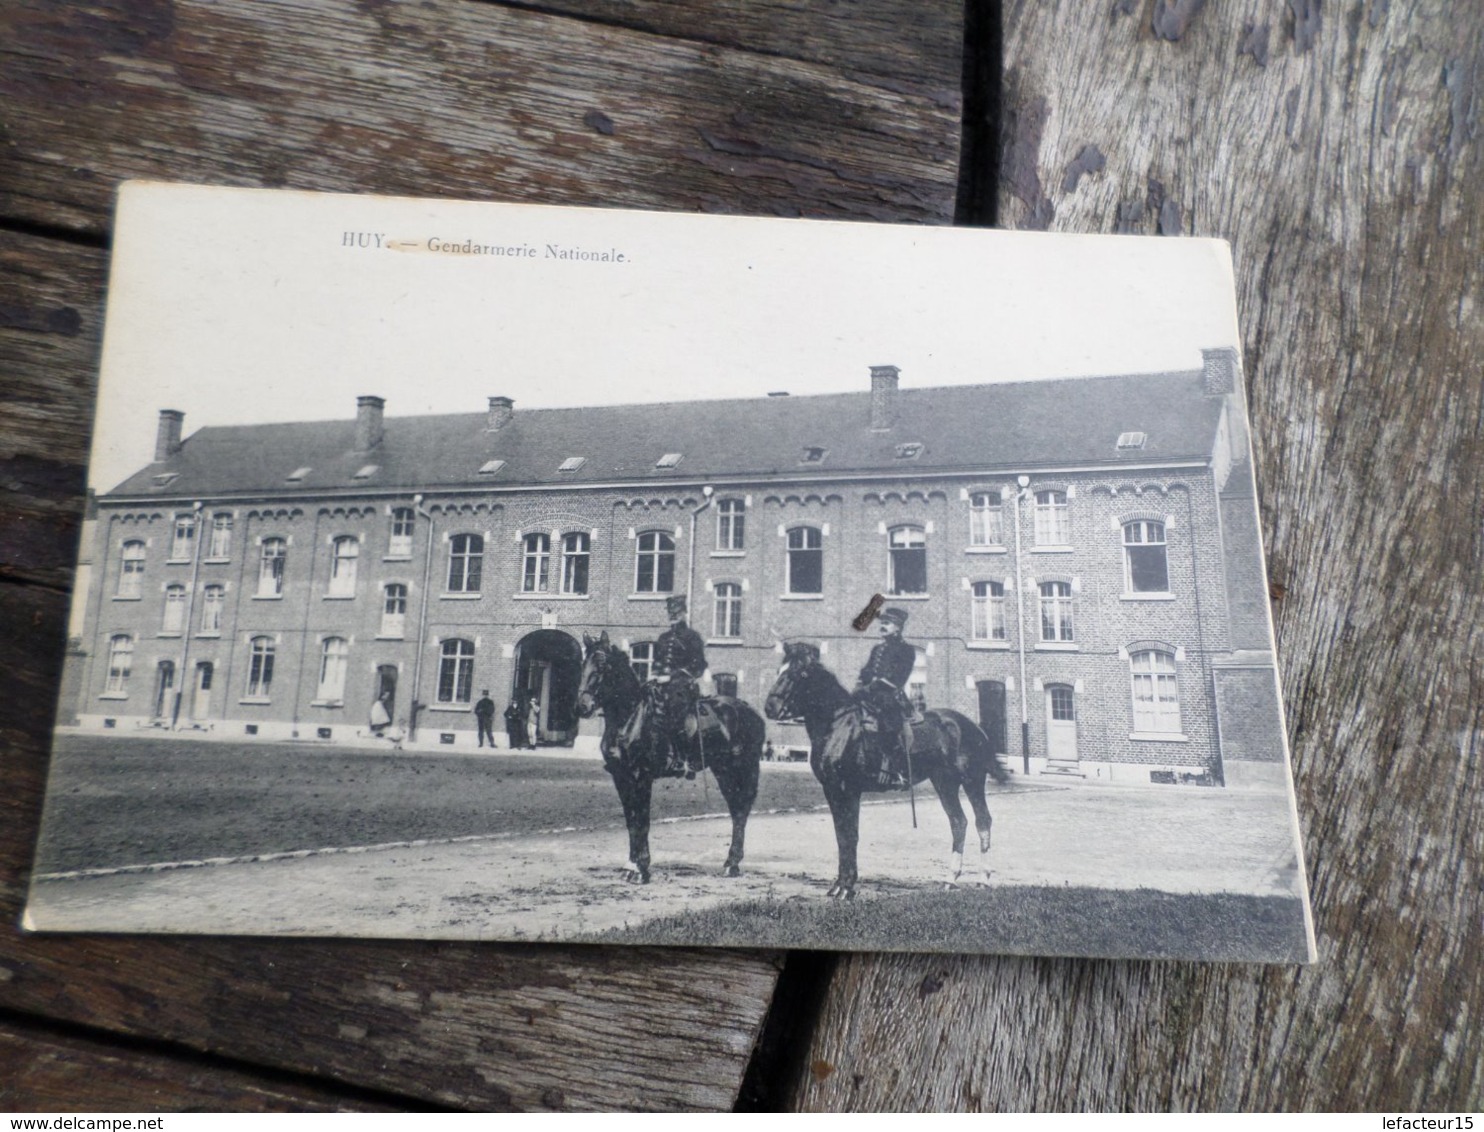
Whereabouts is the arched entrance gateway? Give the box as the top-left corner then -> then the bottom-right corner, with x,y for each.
512,629 -> 582,747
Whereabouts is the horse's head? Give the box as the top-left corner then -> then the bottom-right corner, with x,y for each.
577,631 -> 614,718
764,640 -> 821,721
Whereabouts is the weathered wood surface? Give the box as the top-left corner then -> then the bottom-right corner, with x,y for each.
0,0 -> 964,1112
791,0 -> 1483,1111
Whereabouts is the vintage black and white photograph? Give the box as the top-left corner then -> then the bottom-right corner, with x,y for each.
25,182 -> 1315,962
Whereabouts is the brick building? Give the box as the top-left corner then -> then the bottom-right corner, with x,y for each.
69,348 -> 1287,787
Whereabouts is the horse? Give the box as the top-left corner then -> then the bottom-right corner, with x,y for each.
764,640 -> 1011,898
576,631 -> 766,884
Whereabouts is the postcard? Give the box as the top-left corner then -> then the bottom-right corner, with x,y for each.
25,182 -> 1315,961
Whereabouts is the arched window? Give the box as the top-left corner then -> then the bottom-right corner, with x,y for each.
328,536 -> 359,596
380,583 -> 407,637
161,584 -> 187,634
170,512 -> 197,561
970,580 -> 1006,641
200,584 -> 225,634
117,540 -> 146,598
258,538 -> 286,597
317,637 -> 350,703
1034,490 -> 1070,546
888,526 -> 927,595
786,526 -> 822,595
635,531 -> 675,593
717,498 -> 746,551
1123,520 -> 1169,593
208,512 -> 233,558
104,634 -> 133,694
447,533 -> 483,593
1130,649 -> 1181,732
388,507 -> 415,557
245,636 -> 275,698
561,532 -> 590,595
522,532 -> 551,593
969,492 -> 1003,546
437,638 -> 475,704
1039,580 -> 1074,642
713,582 -> 743,639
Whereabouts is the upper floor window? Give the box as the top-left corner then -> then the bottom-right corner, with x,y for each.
969,492 -> 1003,546
630,641 -> 655,683
389,507 -> 415,557
258,538 -> 286,597
1034,490 -> 1070,546
522,532 -> 551,593
713,582 -> 743,639
1124,520 -> 1169,593
317,637 -> 350,703
161,584 -> 187,634
786,526 -> 823,594
118,540 -> 146,598
381,583 -> 407,637
1130,649 -> 1181,732
170,513 -> 196,561
200,584 -> 224,634
562,532 -> 590,595
208,513 -> 233,558
328,536 -> 359,596
245,636 -> 275,698
104,634 -> 133,694
447,533 -> 483,593
970,581 -> 1006,641
888,526 -> 927,595
635,531 -> 675,594
1039,581 -> 1075,642
717,498 -> 745,550
437,638 -> 475,704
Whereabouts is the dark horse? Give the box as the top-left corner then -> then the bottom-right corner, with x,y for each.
576,632 -> 766,884
765,640 -> 1011,898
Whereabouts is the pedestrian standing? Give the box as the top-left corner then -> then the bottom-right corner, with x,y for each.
474,689 -> 496,748
505,695 -> 526,749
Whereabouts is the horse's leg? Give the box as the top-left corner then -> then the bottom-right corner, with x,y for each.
821,780 -> 861,899
964,767 -> 994,884
628,766 -> 654,884
714,746 -> 760,878
930,768 -> 970,888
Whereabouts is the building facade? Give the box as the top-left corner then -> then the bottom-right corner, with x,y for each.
70,349 -> 1287,787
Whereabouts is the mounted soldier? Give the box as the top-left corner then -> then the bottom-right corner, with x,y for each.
647,594 -> 708,776
854,606 -> 918,788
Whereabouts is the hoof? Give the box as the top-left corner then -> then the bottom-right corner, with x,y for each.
622,865 -> 650,885
721,864 -> 742,878
826,883 -> 856,900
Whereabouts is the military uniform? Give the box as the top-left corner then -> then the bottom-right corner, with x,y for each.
854,609 -> 918,786
648,596 -> 708,774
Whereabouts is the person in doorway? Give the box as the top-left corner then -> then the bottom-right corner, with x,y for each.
474,688 -> 496,748
369,691 -> 392,739
505,695 -> 527,749
853,606 -> 918,789
527,698 -> 540,749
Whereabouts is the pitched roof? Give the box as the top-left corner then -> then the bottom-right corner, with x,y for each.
107,368 -> 1224,499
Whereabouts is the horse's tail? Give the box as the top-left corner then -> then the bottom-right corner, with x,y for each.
932,708 -> 1012,786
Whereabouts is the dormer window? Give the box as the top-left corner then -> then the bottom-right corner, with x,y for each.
478,459 -> 506,475
151,472 -> 179,487
801,446 -> 827,464
1116,432 -> 1147,450
894,442 -> 924,460
352,464 -> 379,480
558,457 -> 586,472
286,466 -> 312,482
655,453 -> 683,469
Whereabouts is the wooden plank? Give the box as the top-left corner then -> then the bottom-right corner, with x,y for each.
0,0 -> 961,236
790,0 -> 1484,1111
0,1019 -> 398,1112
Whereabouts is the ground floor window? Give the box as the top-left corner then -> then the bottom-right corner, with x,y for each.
246,636 -> 275,698
1131,649 -> 1181,731
438,638 -> 475,704
105,634 -> 133,694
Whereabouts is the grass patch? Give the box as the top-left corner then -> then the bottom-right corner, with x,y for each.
579,885 -> 1311,963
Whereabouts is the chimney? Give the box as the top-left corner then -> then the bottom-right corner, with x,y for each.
154,410 -> 185,462
355,395 -> 385,451
1201,347 -> 1238,395
870,365 -> 900,431
487,396 -> 514,432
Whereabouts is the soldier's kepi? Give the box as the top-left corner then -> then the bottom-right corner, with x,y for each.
649,594 -> 708,776
854,606 -> 918,789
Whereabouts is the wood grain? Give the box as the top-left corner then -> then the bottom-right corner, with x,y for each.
0,0 -> 961,236
791,0 -> 1483,1110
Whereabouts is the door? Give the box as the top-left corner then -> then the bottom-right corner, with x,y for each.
375,665 -> 398,718
1045,683 -> 1078,765
192,661 -> 213,721
154,660 -> 176,722
976,680 -> 1007,754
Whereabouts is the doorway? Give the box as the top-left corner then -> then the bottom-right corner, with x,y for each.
192,661 -> 213,722
1045,683 -> 1079,767
375,664 -> 398,720
512,630 -> 581,746
153,660 -> 176,723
